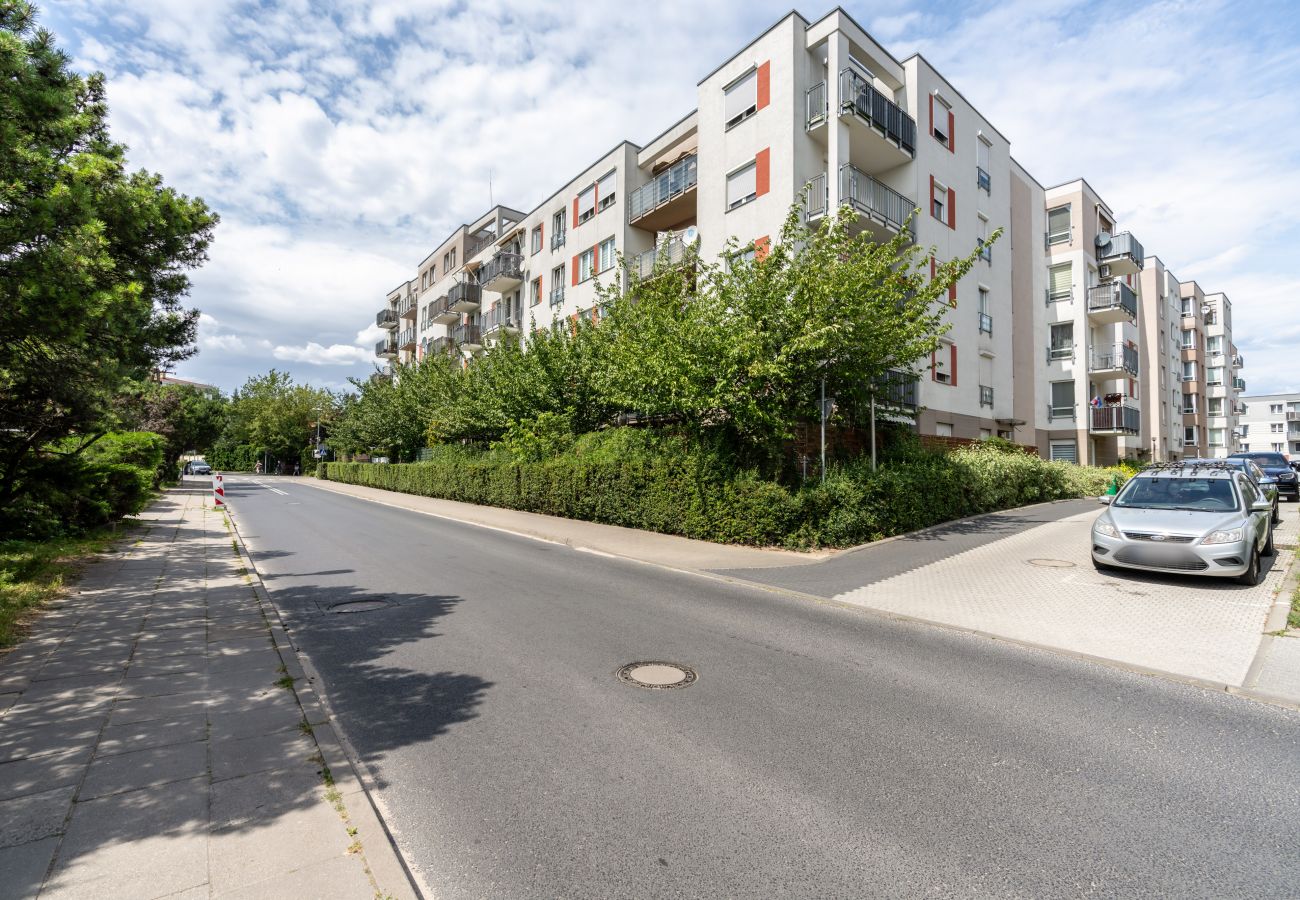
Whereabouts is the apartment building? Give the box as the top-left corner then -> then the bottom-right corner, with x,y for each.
1136,256 -> 1185,462
368,7 -> 1249,466
1239,393 -> 1300,457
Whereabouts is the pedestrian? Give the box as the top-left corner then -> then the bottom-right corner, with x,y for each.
293,462 -> 300,476
254,460 -> 263,475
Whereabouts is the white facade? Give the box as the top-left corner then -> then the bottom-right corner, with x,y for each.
1239,393 -> 1300,457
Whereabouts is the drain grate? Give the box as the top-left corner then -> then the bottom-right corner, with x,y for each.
616,661 -> 697,690
326,599 -> 391,614
1027,558 -> 1077,568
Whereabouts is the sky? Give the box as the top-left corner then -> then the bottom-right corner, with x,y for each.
37,0 -> 1300,397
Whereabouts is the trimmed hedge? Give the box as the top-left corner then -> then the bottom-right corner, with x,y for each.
324,430 -> 1125,548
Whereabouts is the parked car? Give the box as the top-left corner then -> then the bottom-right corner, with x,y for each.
1092,462 -> 1275,585
1185,458 -> 1280,525
188,459 -> 212,475
1227,452 -> 1298,501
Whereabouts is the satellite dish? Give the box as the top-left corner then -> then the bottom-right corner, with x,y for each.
1200,305 -> 1211,315
1095,231 -> 1112,247
683,226 -> 700,245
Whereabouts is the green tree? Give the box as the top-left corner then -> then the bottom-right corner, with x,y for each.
115,380 -> 228,474
221,370 -> 333,467
0,1 -> 218,516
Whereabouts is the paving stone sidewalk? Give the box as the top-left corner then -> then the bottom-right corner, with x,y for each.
0,486 -> 415,899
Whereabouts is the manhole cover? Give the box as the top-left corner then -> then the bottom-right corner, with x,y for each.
1027,558 -> 1076,568
616,661 -> 697,690
327,599 -> 391,614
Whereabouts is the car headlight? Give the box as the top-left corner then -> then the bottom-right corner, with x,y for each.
1202,529 -> 1243,545
1094,520 -> 1119,538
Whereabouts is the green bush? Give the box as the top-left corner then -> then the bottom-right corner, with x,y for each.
81,432 -> 166,488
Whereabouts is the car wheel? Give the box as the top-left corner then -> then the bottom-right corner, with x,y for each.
1273,504 -> 1282,526
1236,547 -> 1261,586
1263,525 -> 1276,558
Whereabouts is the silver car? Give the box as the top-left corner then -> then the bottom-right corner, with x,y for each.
1091,463 -> 1275,585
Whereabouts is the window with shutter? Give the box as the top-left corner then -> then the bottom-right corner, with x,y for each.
1047,206 -> 1071,244
577,186 -> 596,223
597,171 -> 616,211
727,162 -> 757,209
1048,263 -> 1071,302
1049,441 -> 1077,463
724,69 -> 758,127
1050,380 -> 1075,419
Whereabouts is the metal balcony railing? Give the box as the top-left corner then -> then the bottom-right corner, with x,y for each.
976,240 -> 992,263
550,230 -> 566,251
451,322 -> 482,347
448,279 -> 481,309
1089,343 -> 1139,376
1090,402 -> 1140,434
806,80 -> 828,129
429,336 -> 454,356
979,385 -> 994,408
838,68 -> 916,156
1098,231 -> 1145,269
1231,354 -> 1244,369
1047,343 -> 1074,362
977,166 -> 990,192
376,309 -> 398,329
633,237 -> 692,280
480,253 -> 523,288
397,293 -> 417,316
839,164 -> 914,232
1087,282 -> 1138,319
481,304 -> 517,335
978,312 -> 993,336
397,327 -> 416,348
374,339 -> 396,358
804,173 -> 828,220
548,286 -> 565,308
1048,403 -> 1076,422
871,370 -> 919,409
627,154 -> 698,224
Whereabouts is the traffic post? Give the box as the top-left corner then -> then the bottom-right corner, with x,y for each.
213,473 -> 225,508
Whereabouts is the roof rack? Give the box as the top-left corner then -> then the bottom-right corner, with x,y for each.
1141,460 -> 1236,475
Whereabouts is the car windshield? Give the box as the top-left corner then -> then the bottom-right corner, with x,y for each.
1114,476 -> 1239,511
1240,453 -> 1288,467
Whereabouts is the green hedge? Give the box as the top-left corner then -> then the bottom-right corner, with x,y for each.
323,430 -> 1124,548
208,443 -> 260,472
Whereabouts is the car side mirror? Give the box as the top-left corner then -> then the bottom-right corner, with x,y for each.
1251,499 -> 1273,513
1098,495 -> 1113,505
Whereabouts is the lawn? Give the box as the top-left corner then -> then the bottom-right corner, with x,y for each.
0,529 -> 125,649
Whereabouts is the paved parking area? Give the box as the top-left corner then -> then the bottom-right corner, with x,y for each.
827,504 -> 1298,687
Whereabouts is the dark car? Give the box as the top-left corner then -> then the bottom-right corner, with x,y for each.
1186,458 -> 1280,525
1229,452 -> 1298,501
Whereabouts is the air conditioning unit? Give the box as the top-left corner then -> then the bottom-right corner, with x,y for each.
1098,264 -> 1111,279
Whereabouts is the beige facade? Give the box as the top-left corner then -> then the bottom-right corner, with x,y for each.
367,7 -> 1248,466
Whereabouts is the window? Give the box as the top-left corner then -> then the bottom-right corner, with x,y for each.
551,210 -> 567,247
1269,403 -> 1283,414
530,226 -> 542,255
977,216 -> 990,261
530,277 -> 541,307
931,97 -> 951,147
598,237 -> 616,272
550,265 -> 565,305
1241,424 -> 1249,437
1182,360 -> 1196,381
1272,422 -> 1284,433
1207,366 -> 1224,386
1046,206 -> 1071,244
1207,335 -> 1222,355
728,246 -> 757,270
450,248 -> 456,269
1274,443 -> 1284,453
597,171 -> 616,211
1049,440 -> 1078,464
443,251 -> 450,271
724,69 -> 758,128
976,139 -> 991,192
726,161 -> 757,210
932,342 -> 956,385
931,178 -> 948,222
577,185 -> 596,224
978,287 -> 991,334
1184,426 -> 1196,446
1049,322 -> 1074,359
1181,329 -> 1195,349
1208,397 -> 1224,417
578,248 -> 595,282
1048,263 -> 1072,302
1181,297 -> 1193,317
1182,393 -> 1196,414
935,422 -> 954,437
1050,380 -> 1075,419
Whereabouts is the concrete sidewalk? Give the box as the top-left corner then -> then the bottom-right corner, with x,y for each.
0,486 -> 416,899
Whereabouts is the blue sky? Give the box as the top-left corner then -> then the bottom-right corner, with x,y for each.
39,0 -> 1300,396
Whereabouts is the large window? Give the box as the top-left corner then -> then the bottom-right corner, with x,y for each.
1183,393 -> 1197,414
931,178 -> 948,222
1047,206 -> 1071,244
597,170 -> 616,211
1208,397 -> 1224,417
1181,329 -> 1195,349
932,98 -> 951,147
598,237 -> 616,272
726,161 -> 757,210
1207,335 -> 1222,355
1184,426 -> 1197,446
551,209 -> 566,246
1049,322 -> 1074,359
1050,380 -> 1075,419
1207,366 -> 1224,386
530,226 -> 542,255
578,248 -> 595,282
724,69 -> 758,128
529,277 -> 541,307
1048,263 -> 1072,303
1209,429 -> 1225,447
1182,360 -> 1196,381
1049,440 -> 1078,463
577,185 -> 596,224
976,138 -> 991,192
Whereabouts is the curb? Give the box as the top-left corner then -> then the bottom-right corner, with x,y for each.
222,504 -> 426,900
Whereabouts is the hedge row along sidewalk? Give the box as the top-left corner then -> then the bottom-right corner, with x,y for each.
322,433 -> 1123,549
0,483 -> 415,899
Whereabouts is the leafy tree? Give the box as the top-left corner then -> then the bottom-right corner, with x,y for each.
0,1 -> 217,517
115,380 -> 228,473
221,370 -> 333,466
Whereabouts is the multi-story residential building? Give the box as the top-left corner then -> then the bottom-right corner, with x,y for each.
368,7 -> 1249,467
1201,291 -> 1242,457
1239,393 -> 1300,457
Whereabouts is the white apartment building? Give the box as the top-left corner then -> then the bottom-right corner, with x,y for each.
1239,393 -> 1300,457
368,7 -> 1249,465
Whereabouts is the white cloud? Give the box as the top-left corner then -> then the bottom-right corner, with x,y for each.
273,342 -> 375,366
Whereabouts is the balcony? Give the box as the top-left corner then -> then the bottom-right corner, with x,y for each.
374,338 -> 397,360
480,253 -> 523,293
837,68 -> 916,163
550,230 -> 566,251
805,80 -> 828,130
481,304 -> 519,341
427,295 -> 458,324
1097,231 -> 1144,277
397,327 -> 417,351
427,336 -> 454,357
1232,377 -> 1246,391
1231,354 -> 1244,369
1086,281 -> 1138,324
447,279 -> 482,313
633,237 -> 692,280
451,322 -> 482,351
1090,401 -> 1140,435
839,164 -> 915,236
804,173 -> 828,221
376,309 -> 398,330
627,154 -> 698,231
549,286 -> 565,308
1088,343 -> 1139,379
397,293 -> 418,319
979,385 -> 994,408
872,370 -> 919,409
1288,411 -> 1300,422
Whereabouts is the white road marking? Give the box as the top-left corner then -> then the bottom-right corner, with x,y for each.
249,478 -> 289,496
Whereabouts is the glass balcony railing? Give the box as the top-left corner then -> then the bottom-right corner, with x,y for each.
627,154 -> 698,224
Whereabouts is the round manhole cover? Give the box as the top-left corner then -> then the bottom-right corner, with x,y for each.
1027,558 -> 1076,568
327,599 -> 390,614
616,662 -> 697,690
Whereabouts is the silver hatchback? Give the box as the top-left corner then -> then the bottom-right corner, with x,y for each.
1091,463 -> 1275,585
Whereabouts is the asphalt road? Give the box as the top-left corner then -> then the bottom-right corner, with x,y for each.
224,477 -> 1300,899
